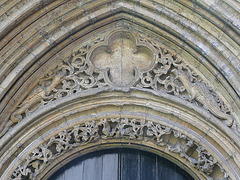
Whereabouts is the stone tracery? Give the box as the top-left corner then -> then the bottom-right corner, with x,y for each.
11,118 -> 228,180
90,31 -> 154,85
0,1 -> 239,180
9,30 -> 233,127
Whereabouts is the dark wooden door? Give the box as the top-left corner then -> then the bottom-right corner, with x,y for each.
49,149 -> 194,180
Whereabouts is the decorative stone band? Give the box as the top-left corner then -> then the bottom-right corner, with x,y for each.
11,118 -> 228,180
9,30 -> 233,127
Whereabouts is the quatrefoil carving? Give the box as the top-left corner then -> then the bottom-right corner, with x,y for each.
90,31 -> 155,86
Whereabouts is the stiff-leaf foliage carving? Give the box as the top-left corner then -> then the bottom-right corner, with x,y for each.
11,118 -> 228,180
10,30 -> 232,126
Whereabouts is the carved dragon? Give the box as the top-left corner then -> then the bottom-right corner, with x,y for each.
173,69 -> 233,126
10,71 -> 66,123
7,31 -> 233,129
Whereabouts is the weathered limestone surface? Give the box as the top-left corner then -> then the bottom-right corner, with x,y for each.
0,0 -> 240,180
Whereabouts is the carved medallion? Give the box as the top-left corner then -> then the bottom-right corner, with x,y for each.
90,31 -> 155,86
9,29 -> 233,127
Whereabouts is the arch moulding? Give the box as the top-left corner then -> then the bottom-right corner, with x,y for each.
0,1 -> 240,180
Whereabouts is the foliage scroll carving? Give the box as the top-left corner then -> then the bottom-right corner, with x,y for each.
10,30 -> 233,126
11,118 -> 228,180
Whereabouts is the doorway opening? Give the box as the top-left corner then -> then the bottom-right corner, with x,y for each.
49,148 -> 194,180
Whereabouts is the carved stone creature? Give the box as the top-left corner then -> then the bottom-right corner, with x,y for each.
173,69 -> 233,126
10,71 -> 66,123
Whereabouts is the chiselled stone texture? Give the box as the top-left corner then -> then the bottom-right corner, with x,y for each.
1,1 -> 240,180
0,0 -> 239,132
9,30 -> 233,127
11,118 -> 228,180
90,31 -> 154,86
91,31 -> 154,85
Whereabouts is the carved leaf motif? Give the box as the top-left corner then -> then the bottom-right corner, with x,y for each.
11,118 -> 227,180
12,164 -> 31,179
146,121 -> 171,143
48,130 -> 75,153
137,34 -> 232,125
10,37 -> 107,123
10,30 -> 232,127
188,146 -> 216,175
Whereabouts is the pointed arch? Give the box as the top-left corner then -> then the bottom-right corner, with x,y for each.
0,0 -> 240,179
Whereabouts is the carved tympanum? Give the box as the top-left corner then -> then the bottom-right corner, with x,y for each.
10,71 -> 66,122
172,69 -> 233,126
10,36 -> 107,123
9,30 -> 233,127
90,31 -> 154,85
11,118 -> 228,180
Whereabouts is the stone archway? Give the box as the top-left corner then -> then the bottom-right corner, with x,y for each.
0,1 -> 240,180
4,105 -> 233,179
2,88 -> 239,179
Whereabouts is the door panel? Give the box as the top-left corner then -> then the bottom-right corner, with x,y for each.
140,151 -> 156,180
102,153 -> 118,180
49,149 -> 194,180
120,150 -> 140,180
82,155 -> 102,180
